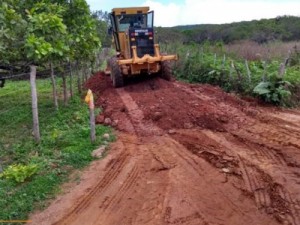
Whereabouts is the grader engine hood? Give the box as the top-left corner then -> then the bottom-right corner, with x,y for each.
128,28 -> 155,58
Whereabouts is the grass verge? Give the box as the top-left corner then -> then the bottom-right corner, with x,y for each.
0,78 -> 113,222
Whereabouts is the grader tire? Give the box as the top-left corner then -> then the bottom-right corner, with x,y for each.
160,60 -> 172,81
110,57 -> 124,88
105,58 -> 111,76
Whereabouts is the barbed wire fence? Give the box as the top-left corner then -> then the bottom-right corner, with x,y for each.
0,49 -> 110,142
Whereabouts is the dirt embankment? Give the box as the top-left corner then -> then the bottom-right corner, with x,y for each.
30,73 -> 300,225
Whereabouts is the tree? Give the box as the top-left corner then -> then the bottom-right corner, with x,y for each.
0,1 -> 27,66
92,10 -> 111,47
24,2 -> 70,110
25,2 -> 69,63
0,0 -> 102,142
63,0 -> 101,93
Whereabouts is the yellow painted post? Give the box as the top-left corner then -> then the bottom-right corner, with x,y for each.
85,89 -> 96,142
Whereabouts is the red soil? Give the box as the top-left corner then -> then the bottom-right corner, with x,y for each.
30,72 -> 300,225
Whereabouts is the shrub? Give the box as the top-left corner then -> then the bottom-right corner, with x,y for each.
253,80 -> 292,105
0,164 -> 39,183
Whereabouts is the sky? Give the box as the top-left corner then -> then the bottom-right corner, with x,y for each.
86,0 -> 300,27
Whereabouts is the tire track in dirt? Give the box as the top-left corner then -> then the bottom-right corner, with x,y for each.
158,136 -> 261,225
231,125 -> 300,168
172,128 -> 300,225
127,78 -> 300,225
114,85 -> 279,225
52,150 -> 130,225
278,186 -> 300,225
229,131 -> 287,166
153,81 -> 300,224
238,156 -> 271,209
116,88 -> 164,136
201,130 -> 300,224
100,163 -> 139,212
101,83 -> 278,224
268,111 -> 300,130
165,137 -> 247,220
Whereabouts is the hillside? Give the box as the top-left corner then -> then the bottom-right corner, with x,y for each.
156,16 -> 300,44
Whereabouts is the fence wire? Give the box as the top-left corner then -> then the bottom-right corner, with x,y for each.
0,64 -> 71,80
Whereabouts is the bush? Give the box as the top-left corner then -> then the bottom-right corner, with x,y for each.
0,164 -> 39,183
253,80 -> 292,105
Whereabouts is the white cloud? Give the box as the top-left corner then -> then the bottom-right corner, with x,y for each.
142,0 -> 300,26
142,1 -> 182,27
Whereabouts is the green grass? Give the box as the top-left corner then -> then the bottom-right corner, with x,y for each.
0,78 -> 113,222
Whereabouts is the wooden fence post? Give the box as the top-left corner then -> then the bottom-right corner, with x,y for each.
229,60 -> 234,81
69,61 -> 73,98
82,67 -> 86,83
62,72 -> 68,106
214,53 -> 217,65
90,105 -> 96,143
77,63 -> 82,94
262,61 -> 267,82
222,54 -> 226,70
278,63 -> 285,78
50,62 -> 58,110
30,65 -> 40,142
278,53 -> 291,78
245,60 -> 251,83
86,65 -> 90,80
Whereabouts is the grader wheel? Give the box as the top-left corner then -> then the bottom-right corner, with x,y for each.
104,58 -> 111,76
110,57 -> 124,88
160,60 -> 172,81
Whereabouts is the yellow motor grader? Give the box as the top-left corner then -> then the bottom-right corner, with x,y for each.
106,6 -> 178,87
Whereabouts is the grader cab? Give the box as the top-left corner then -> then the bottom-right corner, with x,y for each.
106,7 -> 178,87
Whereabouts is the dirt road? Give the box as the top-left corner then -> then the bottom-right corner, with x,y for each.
31,73 -> 300,225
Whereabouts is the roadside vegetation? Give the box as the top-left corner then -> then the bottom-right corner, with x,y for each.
156,16 -> 300,106
0,78 -> 113,221
161,41 -> 300,106
0,0 -> 114,221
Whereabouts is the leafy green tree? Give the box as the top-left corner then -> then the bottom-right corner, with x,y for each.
0,1 -> 27,65
63,0 -> 101,63
92,10 -> 111,47
25,2 -> 69,63
0,0 -> 102,68
0,0 -> 102,141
